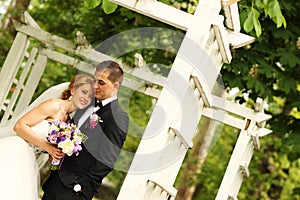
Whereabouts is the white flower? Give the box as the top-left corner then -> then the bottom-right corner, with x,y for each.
58,138 -> 75,156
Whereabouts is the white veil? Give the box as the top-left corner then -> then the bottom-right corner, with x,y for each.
0,82 -> 70,138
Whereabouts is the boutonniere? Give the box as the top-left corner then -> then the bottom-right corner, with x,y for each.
86,113 -> 103,129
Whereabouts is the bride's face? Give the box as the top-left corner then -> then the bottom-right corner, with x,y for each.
72,83 -> 93,110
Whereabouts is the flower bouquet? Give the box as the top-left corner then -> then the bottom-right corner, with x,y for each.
46,119 -> 88,170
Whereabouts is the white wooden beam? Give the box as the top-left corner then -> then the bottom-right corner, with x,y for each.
226,30 -> 255,49
109,0 -> 193,30
21,11 -> 41,30
13,21 -> 113,64
211,95 -> 271,123
109,0 -> 254,50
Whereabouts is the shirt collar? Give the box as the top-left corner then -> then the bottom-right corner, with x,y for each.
101,96 -> 117,107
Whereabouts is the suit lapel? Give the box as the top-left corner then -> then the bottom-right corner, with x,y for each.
80,101 -> 122,168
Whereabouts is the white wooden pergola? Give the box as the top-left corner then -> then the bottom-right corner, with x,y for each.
0,0 -> 272,200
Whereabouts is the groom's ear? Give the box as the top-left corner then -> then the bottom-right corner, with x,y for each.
113,82 -> 120,91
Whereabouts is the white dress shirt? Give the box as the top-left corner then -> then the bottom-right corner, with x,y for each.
77,96 -> 117,129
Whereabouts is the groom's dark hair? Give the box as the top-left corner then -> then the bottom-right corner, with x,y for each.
95,60 -> 124,84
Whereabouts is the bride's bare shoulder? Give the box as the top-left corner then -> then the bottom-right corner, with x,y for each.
37,98 -> 63,111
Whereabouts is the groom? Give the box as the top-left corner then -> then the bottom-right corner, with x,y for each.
42,60 -> 129,200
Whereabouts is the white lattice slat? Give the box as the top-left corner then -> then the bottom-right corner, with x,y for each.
147,179 -> 177,199
0,32 -> 29,112
213,15 -> 232,64
13,54 -> 47,116
2,47 -> 38,121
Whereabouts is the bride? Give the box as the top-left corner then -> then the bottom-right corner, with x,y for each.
0,74 -> 94,200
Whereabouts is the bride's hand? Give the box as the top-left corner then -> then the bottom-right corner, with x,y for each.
47,144 -> 64,161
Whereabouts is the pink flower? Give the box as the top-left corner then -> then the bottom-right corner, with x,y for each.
87,113 -> 102,129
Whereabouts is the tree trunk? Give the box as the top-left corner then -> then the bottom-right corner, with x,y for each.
175,117 -> 220,200
0,0 -> 31,60
1,0 -> 31,34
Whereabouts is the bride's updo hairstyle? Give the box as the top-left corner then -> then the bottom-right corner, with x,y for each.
61,74 -> 94,100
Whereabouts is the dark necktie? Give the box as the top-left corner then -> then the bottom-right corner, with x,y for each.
95,100 -> 103,108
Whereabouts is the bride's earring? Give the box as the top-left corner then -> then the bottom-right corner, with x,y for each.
68,95 -> 72,100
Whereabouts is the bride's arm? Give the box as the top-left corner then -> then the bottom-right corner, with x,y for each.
13,99 -> 64,161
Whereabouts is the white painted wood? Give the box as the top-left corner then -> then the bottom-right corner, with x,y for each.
134,53 -> 146,67
147,179 -> 177,197
13,54 -> 47,116
222,0 -> 241,32
0,33 -> 29,116
216,97 -> 271,199
191,75 -> 212,107
21,11 -> 41,29
226,30 -> 255,49
109,0 -> 193,30
122,78 -> 162,98
144,181 -> 155,200
2,47 -> 38,122
215,129 -> 254,200
212,16 -> 232,64
211,95 -> 271,123
168,127 -> 193,149
118,0 -> 224,199
202,107 -> 246,130
109,0 -> 254,49
38,48 -> 95,74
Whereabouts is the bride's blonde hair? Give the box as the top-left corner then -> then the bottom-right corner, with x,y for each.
61,74 -> 94,100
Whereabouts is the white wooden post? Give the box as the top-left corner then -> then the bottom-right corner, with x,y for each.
117,0 -> 224,199
215,98 -> 271,200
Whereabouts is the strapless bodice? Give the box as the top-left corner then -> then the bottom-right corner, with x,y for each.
30,120 -> 51,160
31,120 -> 50,140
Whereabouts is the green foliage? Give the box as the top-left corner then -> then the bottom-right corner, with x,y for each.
243,7 -> 262,36
267,0 -> 286,29
0,29 -> 14,70
102,0 -> 118,14
223,0 -> 300,144
192,125 -> 239,199
84,0 -> 101,9
240,0 -> 286,37
84,0 -> 118,14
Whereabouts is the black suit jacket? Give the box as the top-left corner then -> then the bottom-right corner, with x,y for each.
58,99 -> 128,199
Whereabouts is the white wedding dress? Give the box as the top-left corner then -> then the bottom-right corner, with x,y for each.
0,120 -> 50,200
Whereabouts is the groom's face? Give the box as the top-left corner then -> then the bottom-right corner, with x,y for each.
93,70 -> 115,101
